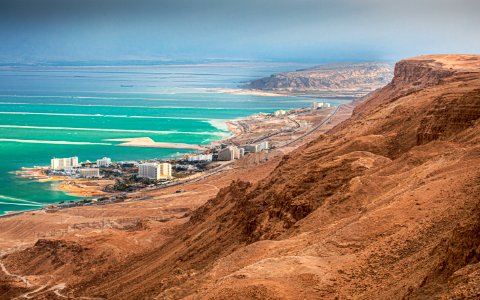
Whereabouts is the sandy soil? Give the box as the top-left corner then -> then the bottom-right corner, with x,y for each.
223,106 -> 341,148
106,137 -> 208,150
14,168 -> 112,197
3,55 -> 478,300
55,179 -> 115,197
0,96 -> 351,299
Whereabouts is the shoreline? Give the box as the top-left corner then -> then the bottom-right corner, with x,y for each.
106,137 -> 208,151
209,87 -> 365,100
0,100 -> 352,252
0,115 -> 243,217
53,179 -> 115,197
1,100 -> 346,217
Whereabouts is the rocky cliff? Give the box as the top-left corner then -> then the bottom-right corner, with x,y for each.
244,62 -> 394,97
2,55 -> 480,299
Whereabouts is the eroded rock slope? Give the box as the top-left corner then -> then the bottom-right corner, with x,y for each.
3,55 -> 480,300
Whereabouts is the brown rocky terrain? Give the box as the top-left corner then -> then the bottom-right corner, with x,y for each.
1,54 -> 480,299
244,62 -> 394,98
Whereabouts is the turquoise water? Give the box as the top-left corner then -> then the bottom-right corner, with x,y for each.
0,62 -> 350,215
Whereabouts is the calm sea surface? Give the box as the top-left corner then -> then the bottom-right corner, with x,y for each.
0,62 -> 349,215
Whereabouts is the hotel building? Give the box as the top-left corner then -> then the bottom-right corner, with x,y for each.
96,157 -> 112,167
138,163 -> 172,180
311,102 -> 331,109
187,154 -> 213,162
243,141 -> 269,153
79,168 -> 100,178
50,156 -> 79,170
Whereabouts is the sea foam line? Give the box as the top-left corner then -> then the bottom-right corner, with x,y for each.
0,94 -> 180,101
0,138 -> 112,145
0,102 -> 274,110
0,94 -> 251,102
0,125 -> 224,136
0,201 -> 44,207
0,111 -> 227,121
207,119 -> 229,131
0,195 -> 45,206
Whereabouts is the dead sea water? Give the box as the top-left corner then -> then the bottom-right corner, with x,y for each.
0,61 -> 349,214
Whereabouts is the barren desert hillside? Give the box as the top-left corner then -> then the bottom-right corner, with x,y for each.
2,54 -> 480,300
244,62 -> 394,98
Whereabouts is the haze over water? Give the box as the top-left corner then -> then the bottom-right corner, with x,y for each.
0,61 -> 350,215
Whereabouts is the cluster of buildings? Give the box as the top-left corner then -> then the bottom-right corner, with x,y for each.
183,140 -> 270,163
49,138 -> 270,182
311,102 -> 331,109
50,156 -> 112,178
214,141 -> 269,161
50,155 -> 174,181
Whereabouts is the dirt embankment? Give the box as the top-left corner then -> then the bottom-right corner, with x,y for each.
2,54 -> 480,300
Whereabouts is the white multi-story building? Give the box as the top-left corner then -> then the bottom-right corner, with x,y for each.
159,163 -> 172,179
217,146 -> 239,161
273,110 -> 287,117
50,156 -> 79,170
96,157 -> 112,167
259,141 -> 269,151
187,154 -> 213,162
311,102 -> 331,109
244,141 -> 269,153
79,168 -> 100,178
243,144 -> 258,153
138,163 -> 172,180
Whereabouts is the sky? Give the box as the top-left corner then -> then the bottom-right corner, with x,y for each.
0,0 -> 479,64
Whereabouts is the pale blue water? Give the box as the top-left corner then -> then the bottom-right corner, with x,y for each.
0,62 -> 350,215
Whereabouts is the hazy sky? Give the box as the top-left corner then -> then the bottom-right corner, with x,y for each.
0,0 -> 479,63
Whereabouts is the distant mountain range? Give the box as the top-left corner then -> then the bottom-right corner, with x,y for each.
244,62 -> 394,98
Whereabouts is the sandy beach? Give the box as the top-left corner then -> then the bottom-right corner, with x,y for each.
55,179 -> 114,197
14,168 -> 112,197
106,137 -> 208,150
